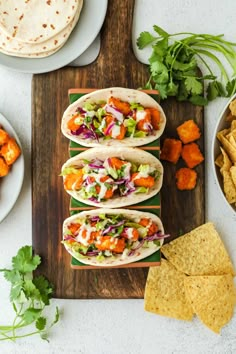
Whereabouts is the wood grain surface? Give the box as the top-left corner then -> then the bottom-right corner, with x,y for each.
32,0 -> 204,299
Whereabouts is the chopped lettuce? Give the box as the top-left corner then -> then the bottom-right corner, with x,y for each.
96,107 -> 106,121
135,186 -> 149,194
138,164 -> 150,174
130,102 -> 144,110
133,131 -> 147,138
84,102 -> 96,111
60,166 -> 82,176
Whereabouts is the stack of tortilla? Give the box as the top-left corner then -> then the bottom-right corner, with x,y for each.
0,0 -> 83,58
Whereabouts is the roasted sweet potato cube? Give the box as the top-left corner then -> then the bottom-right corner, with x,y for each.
0,138 -> 21,165
181,143 -> 204,168
175,167 -> 197,190
177,120 -> 201,144
0,156 -> 10,177
160,138 -> 182,164
0,128 -> 10,146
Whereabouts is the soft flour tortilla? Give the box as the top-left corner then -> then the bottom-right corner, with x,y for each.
0,1 -> 82,57
61,87 -> 167,147
63,208 -> 164,267
61,146 -> 163,208
0,0 -> 81,44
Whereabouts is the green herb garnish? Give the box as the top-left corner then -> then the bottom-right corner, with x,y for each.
0,246 -> 59,342
137,25 -> 236,105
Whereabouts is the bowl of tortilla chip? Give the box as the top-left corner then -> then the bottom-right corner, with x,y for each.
212,93 -> 236,212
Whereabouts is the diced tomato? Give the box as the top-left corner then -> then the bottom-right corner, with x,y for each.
0,128 -> 9,145
0,156 -> 10,177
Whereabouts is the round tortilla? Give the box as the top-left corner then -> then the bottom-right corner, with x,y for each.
61,87 -> 167,147
0,1 -> 82,57
63,208 -> 164,267
62,146 -> 163,208
0,0 -> 81,44
0,43 -> 63,58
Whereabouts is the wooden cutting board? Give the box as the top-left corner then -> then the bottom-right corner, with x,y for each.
32,0 -> 204,299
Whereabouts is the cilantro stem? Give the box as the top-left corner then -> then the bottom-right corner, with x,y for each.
0,330 -> 41,341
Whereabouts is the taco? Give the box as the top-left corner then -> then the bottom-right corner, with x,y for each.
61,146 -> 163,208
62,209 -> 167,266
61,87 -> 166,147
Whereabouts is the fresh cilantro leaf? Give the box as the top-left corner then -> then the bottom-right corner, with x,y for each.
207,81 -> 219,101
154,83 -> 168,99
2,269 -> 22,284
0,245 -> 59,342
153,25 -> 169,38
10,282 -> 23,302
35,317 -> 47,331
167,81 -> 179,96
12,246 -> 41,274
22,308 -> 42,325
189,95 -> 208,106
52,306 -> 60,326
226,79 -> 236,96
150,61 -> 169,84
185,77 -> 203,95
33,275 -> 53,305
151,38 -> 168,61
136,31 -> 156,49
177,81 -> 189,101
24,279 -> 41,300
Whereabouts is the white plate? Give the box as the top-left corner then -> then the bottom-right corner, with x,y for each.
0,0 -> 108,74
0,113 -> 24,222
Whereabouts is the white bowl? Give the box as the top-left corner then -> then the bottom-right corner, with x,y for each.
212,93 -> 236,213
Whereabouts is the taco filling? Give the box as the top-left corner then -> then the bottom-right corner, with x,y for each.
63,213 -> 168,260
67,96 -> 162,141
61,157 -> 161,202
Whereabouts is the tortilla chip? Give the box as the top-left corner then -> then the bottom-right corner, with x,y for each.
144,259 -> 193,321
223,170 -> 236,203
219,147 -> 232,173
225,112 -> 235,122
217,133 -> 236,163
184,274 -> 235,333
215,153 -> 223,168
229,99 -> 236,116
227,135 -> 236,149
230,120 -> 236,131
230,165 -> 236,188
162,223 -> 234,276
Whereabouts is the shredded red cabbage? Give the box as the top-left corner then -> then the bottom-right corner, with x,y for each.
104,122 -> 115,135
102,220 -> 125,235
105,104 -> 124,122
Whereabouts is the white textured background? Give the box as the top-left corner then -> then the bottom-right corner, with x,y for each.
0,0 -> 236,353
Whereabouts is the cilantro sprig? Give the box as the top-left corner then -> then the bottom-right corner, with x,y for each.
137,25 -> 236,105
0,246 -> 59,342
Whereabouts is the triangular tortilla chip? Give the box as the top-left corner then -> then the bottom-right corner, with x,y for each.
184,274 -> 235,333
144,259 -> 193,321
228,135 -> 236,149
162,223 -> 234,276
215,153 -> 223,168
223,170 -> 236,203
229,99 -> 236,116
219,147 -> 232,173
230,165 -> 236,188
217,133 -> 236,163
230,120 -> 236,131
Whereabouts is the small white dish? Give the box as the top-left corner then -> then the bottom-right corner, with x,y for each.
0,113 -> 24,222
0,0 -> 107,74
212,93 -> 236,213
